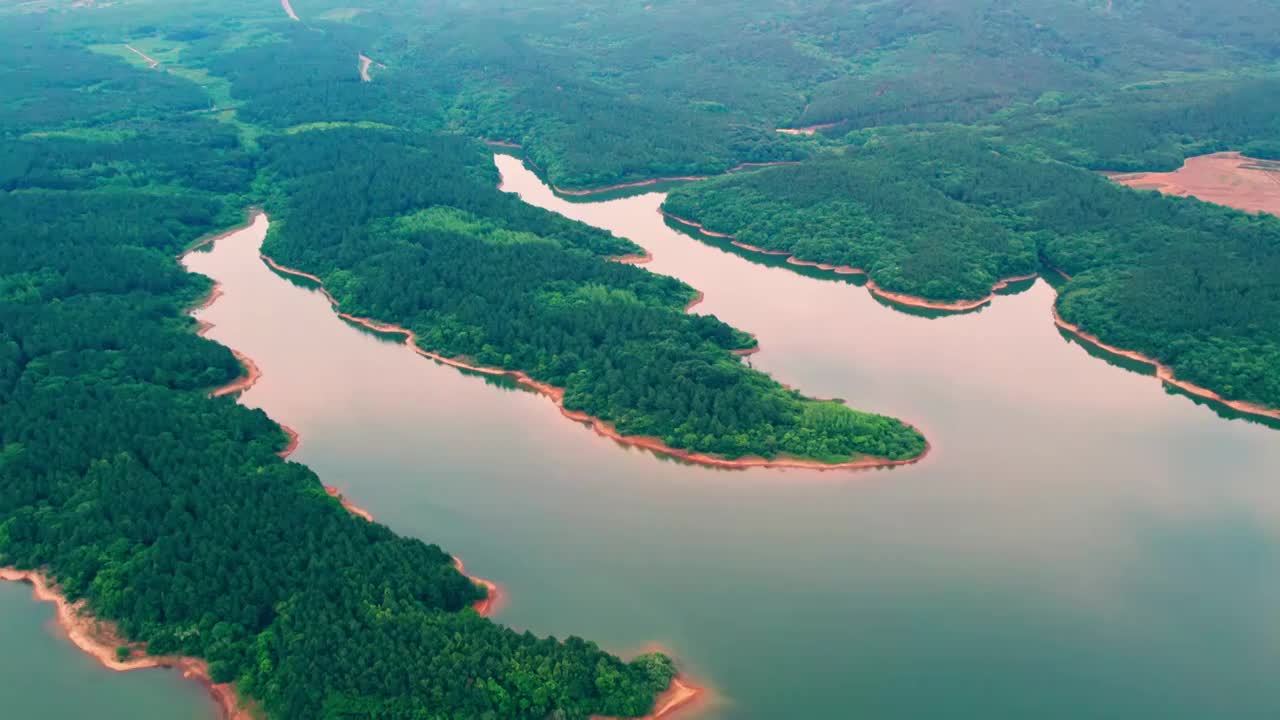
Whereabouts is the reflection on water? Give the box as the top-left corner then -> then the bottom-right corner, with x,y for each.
172,157 -> 1280,719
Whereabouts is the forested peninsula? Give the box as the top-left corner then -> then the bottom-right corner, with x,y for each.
5,0 -> 1280,717
664,132 -> 1280,415
0,11 -> 931,720
0,29 -> 687,720
255,128 -> 925,465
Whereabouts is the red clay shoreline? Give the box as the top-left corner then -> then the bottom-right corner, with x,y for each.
660,210 -> 1038,312
662,211 -> 1280,422
0,568 -> 256,720
1052,307 -> 1280,422
260,248 -> 924,471
593,676 -> 706,720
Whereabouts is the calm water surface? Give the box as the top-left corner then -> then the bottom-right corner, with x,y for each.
0,583 -> 217,720
181,158 -> 1280,719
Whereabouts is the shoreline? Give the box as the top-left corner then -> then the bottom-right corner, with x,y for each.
661,210 -> 1037,312
182,211 -> 271,400
1052,306 -> 1280,423
662,210 -> 1280,421
260,251 -> 925,471
270,400 -> 503,618
593,676 -> 705,720
452,558 -> 504,617
610,250 -> 654,265
0,568 -> 254,720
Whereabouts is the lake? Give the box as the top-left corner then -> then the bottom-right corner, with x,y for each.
15,153 -> 1277,719
0,582 -> 217,720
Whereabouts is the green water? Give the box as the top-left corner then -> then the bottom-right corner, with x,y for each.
15,154 -> 1278,719
0,583 -> 217,719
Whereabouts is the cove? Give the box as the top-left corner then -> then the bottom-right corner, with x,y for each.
21,154 -> 1278,719
0,582 -> 217,720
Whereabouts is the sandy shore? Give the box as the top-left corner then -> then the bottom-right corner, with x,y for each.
0,568 -> 255,720
261,252 -> 924,471
1108,152 -> 1280,217
280,0 -> 298,21
1052,306 -> 1280,423
663,210 -> 1036,312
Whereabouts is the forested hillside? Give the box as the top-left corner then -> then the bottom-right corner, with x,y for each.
0,28 -> 679,720
64,0 -> 1272,191
665,131 -> 1280,410
3,0 -> 1278,716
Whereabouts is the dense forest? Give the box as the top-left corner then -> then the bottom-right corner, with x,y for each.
257,128 -> 925,462
665,131 -> 1280,410
3,1 -> 1279,717
0,28 -> 679,720
60,0 -> 1272,191
663,136 -> 1041,302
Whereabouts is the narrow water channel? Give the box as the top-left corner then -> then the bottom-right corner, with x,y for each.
20,155 -> 1276,719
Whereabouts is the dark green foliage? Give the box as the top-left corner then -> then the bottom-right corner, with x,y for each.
665,131 -> 1280,409
259,128 -> 926,462
664,136 -> 1040,302
0,32 -> 676,720
1000,78 -> 1280,171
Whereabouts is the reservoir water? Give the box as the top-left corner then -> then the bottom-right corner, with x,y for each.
25,154 -> 1278,719
0,583 -> 217,720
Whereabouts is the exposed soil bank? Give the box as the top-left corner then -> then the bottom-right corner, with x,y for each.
1052,307 -> 1280,423
775,121 -> 841,136
1108,152 -> 1280,216
610,250 -> 654,265
357,54 -> 386,82
0,569 -> 254,720
661,210 -> 1036,312
211,350 -> 262,398
260,251 -> 924,471
593,676 -> 705,720
323,486 -> 375,523
452,558 -> 504,617
277,424 -> 301,458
